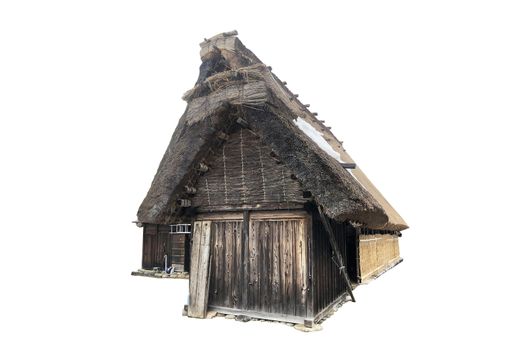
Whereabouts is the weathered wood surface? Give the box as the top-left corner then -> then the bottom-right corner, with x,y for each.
196,203 -> 305,213
170,234 -> 187,271
241,211 -> 249,310
295,219 -> 307,316
312,211 -> 356,314
142,224 -> 169,270
208,220 -> 243,309
305,213 -> 314,323
206,214 -> 307,318
188,221 -> 212,318
142,224 -> 190,272
317,206 -> 355,302
193,128 -> 307,209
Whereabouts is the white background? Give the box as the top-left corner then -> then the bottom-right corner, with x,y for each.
1,1 -> 524,349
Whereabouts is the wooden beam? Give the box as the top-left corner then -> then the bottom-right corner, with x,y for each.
195,202 -> 305,213
355,226 -> 362,283
314,291 -> 349,323
184,186 -> 197,194
188,220 -> 212,318
305,212 -> 315,325
216,131 -> 229,140
241,210 -> 250,310
207,306 -> 305,325
141,226 -> 146,269
236,117 -> 249,128
316,206 -> 355,302
197,162 -> 209,172
250,210 -> 308,220
341,162 -> 356,169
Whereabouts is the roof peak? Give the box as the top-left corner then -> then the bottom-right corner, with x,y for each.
199,30 -> 239,58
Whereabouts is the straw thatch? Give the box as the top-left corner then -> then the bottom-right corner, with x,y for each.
359,234 -> 401,281
137,31 -> 408,231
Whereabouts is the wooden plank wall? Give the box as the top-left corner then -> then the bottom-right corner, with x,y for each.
142,224 -> 190,272
312,213 -> 356,315
208,220 -> 243,309
207,216 -> 307,318
192,127 -> 307,209
142,224 -> 170,269
359,231 -> 400,281
170,234 -> 188,271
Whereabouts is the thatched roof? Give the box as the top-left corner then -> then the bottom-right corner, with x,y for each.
137,31 -> 408,231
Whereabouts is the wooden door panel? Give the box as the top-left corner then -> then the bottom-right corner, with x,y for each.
208,221 -> 243,309
207,217 -> 306,317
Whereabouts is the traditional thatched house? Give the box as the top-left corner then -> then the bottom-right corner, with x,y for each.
135,31 -> 408,327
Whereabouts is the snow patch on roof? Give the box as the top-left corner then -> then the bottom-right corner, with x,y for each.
294,117 -> 342,162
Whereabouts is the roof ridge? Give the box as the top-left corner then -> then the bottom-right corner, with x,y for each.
200,30 -> 238,47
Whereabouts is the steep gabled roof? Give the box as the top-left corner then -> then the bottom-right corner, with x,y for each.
137,31 -> 408,231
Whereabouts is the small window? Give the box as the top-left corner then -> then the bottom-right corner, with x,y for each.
169,224 -> 191,235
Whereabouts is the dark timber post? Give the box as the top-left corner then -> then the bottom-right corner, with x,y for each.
317,206 -> 356,302
355,226 -> 362,283
241,210 -> 250,310
305,213 -> 314,327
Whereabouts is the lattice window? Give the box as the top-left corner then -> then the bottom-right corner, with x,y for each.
169,224 -> 192,234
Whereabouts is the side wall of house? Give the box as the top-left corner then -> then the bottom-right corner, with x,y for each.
358,228 -> 401,282
142,224 -> 190,272
311,211 -> 357,316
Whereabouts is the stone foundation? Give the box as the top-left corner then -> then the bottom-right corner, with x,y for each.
131,268 -> 189,279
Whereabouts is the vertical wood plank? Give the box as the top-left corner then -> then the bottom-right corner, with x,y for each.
224,222 -> 233,308
317,206 -> 355,302
248,218 -> 258,310
287,220 -> 294,316
188,221 -> 202,315
167,228 -> 172,268
305,213 -> 314,321
279,220 -> 286,315
142,227 -> 150,269
271,220 -> 281,314
253,220 -> 261,311
216,222 -> 225,305
290,220 -> 296,315
295,220 -> 306,316
233,221 -> 242,308
241,210 -> 249,310
184,233 -> 191,272
188,220 -> 212,318
208,223 -> 218,305
261,221 -> 270,312
284,220 -> 293,315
